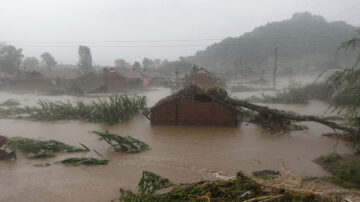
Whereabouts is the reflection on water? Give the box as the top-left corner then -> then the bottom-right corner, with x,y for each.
0,88 -> 353,202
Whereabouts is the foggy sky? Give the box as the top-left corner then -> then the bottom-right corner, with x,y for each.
1,0 -> 359,66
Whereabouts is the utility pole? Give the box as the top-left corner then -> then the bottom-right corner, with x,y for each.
273,47 -> 278,89
175,67 -> 179,89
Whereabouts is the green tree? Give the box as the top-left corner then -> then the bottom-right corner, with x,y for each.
41,52 -> 57,69
131,61 -> 141,71
142,58 -> 153,69
0,43 -> 24,74
78,45 -> 93,73
327,31 -> 360,127
23,57 -> 39,70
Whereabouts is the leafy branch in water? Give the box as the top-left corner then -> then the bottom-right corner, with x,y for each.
138,171 -> 174,195
93,130 -> 150,153
59,157 -> 108,166
10,137 -> 89,158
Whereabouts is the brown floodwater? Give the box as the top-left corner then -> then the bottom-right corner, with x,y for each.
0,88 -> 354,202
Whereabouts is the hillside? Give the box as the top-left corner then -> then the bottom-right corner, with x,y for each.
186,12 -> 359,73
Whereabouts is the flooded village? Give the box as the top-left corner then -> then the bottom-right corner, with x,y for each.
1,1 -> 360,202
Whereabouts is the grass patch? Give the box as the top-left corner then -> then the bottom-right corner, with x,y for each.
10,137 -> 89,158
113,171 -> 326,202
318,152 -> 342,164
93,130 -> 150,153
325,164 -> 360,189
59,157 -> 108,166
0,95 -> 146,125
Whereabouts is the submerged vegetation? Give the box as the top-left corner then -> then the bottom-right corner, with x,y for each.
59,157 -> 108,166
0,95 -> 146,125
10,137 -> 88,158
93,130 -> 150,153
114,171 -> 325,202
0,99 -> 20,107
315,151 -> 360,189
325,164 -> 360,189
247,83 -> 332,104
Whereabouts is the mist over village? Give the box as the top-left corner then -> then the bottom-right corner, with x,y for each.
1,1 -> 360,201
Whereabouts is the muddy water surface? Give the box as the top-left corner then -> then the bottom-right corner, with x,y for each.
0,88 -> 353,202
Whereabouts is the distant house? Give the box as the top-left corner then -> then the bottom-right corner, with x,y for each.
183,66 -> 223,88
140,71 -> 165,87
10,70 -> 49,91
98,69 -> 127,92
37,69 -> 79,86
0,72 -> 13,80
148,85 -> 239,126
115,68 -> 143,89
70,72 -> 105,94
114,59 -> 131,69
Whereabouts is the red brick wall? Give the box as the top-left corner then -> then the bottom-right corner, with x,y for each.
150,99 -> 238,126
184,73 -> 219,87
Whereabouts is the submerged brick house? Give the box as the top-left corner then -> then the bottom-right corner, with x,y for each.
183,66 -> 223,88
98,69 -> 127,92
116,68 -> 143,89
148,85 -> 239,126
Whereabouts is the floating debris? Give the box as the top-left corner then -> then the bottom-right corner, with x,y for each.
253,170 -> 280,180
93,130 -> 150,153
10,137 -> 89,158
0,135 -> 16,160
59,157 -> 108,166
0,95 -> 146,125
138,171 -> 174,195
34,163 -> 51,167
114,171 -> 325,201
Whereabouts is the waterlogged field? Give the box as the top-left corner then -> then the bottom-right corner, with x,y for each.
0,87 -> 356,201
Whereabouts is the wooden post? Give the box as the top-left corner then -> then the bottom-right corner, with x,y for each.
273,47 -> 278,89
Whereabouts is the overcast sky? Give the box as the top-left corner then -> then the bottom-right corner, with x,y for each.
0,0 -> 359,66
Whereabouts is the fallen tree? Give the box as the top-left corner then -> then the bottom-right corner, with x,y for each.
204,86 -> 359,134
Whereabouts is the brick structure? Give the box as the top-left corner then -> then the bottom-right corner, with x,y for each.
98,70 -> 127,92
149,85 -> 239,126
183,66 -> 223,88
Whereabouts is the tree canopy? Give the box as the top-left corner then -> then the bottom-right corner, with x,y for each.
327,30 -> 360,127
41,52 -> 57,69
77,45 -> 93,73
23,57 -> 39,70
0,43 -> 24,74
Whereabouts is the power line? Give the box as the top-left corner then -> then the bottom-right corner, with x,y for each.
5,34 -> 356,45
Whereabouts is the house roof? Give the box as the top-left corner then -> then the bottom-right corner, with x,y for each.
0,72 -> 13,79
151,85 -> 234,110
38,70 -> 79,80
115,68 -> 143,79
140,71 -> 165,79
187,67 -> 221,81
14,70 -> 46,80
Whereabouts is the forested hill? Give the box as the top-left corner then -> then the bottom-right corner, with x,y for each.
186,12 -> 359,72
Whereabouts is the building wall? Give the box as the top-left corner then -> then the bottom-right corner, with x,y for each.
184,73 -> 219,87
150,98 -> 238,126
